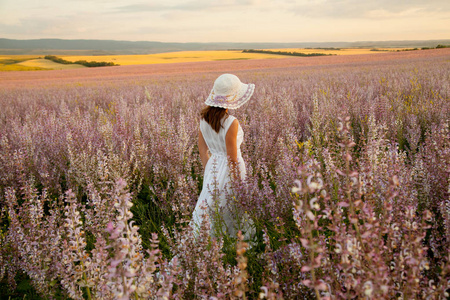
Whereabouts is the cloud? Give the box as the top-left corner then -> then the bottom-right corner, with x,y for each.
0,16 -> 60,36
287,0 -> 450,19
116,3 -> 179,13
115,0 -> 261,14
0,11 -> 118,39
0,0 -> 448,42
114,0 -> 450,22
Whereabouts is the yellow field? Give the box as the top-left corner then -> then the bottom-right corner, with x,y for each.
62,48 -> 411,65
61,50 -> 282,66
17,58 -> 86,70
0,55 -> 46,71
0,55 -> 85,71
0,64 -> 46,71
0,48 -> 411,71
265,48 -> 408,55
0,55 -> 38,61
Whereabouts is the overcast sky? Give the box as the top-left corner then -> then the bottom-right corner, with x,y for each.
0,0 -> 449,42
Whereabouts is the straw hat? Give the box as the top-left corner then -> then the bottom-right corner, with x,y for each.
205,74 -> 255,109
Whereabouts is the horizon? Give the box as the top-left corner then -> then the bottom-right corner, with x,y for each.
3,37 -> 450,43
3,37 -> 450,45
1,0 -> 449,43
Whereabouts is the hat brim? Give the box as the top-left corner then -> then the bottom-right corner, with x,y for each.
205,83 -> 255,109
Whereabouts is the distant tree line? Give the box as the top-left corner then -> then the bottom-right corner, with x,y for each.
372,48 -> 420,52
242,49 -> 332,57
394,45 -> 449,51
369,44 -> 450,52
305,47 -> 341,50
421,44 -> 449,50
44,55 -> 118,67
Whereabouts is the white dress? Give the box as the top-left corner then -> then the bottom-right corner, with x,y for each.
192,115 -> 249,238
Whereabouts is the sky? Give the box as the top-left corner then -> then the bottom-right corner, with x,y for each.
0,0 -> 449,43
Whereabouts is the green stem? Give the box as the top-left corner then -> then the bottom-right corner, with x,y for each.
309,226 -> 321,300
305,192 -> 321,300
345,149 -> 363,250
72,207 -> 91,300
82,271 -> 92,300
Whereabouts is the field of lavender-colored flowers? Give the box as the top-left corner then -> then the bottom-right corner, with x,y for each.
0,51 -> 449,299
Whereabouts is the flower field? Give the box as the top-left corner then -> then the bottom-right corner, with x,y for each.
0,50 -> 449,299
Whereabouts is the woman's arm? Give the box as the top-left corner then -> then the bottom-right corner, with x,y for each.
226,119 -> 240,180
198,130 -> 210,169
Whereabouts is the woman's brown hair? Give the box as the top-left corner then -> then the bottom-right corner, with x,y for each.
200,106 -> 228,133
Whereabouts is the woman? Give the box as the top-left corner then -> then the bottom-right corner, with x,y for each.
192,74 -> 255,238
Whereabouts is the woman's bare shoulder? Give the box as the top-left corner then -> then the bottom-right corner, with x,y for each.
226,119 -> 239,137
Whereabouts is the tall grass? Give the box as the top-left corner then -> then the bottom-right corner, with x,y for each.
0,55 -> 449,299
